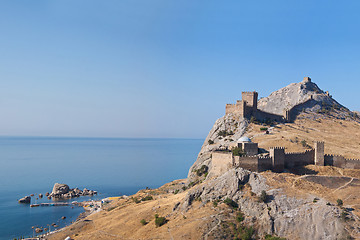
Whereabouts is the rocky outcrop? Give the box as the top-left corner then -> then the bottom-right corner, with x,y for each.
257,78 -> 347,116
49,183 -> 97,199
183,168 -> 353,239
187,114 -> 248,184
18,196 -> 31,204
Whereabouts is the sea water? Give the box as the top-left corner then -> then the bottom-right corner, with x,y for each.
0,137 -> 203,240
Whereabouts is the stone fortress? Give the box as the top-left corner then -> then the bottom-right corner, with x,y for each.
212,138 -> 360,176
225,77 -> 316,122
210,77 -> 360,176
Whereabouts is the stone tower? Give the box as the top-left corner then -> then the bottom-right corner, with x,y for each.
314,141 -> 325,166
242,91 -> 258,109
270,147 -> 285,172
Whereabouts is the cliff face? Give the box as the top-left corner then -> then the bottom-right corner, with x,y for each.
187,114 -> 248,184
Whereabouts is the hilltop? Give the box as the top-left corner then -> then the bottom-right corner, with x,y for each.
48,77 -> 360,240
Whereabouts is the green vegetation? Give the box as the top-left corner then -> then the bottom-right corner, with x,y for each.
264,234 -> 287,240
174,189 -> 179,194
232,146 -> 245,157
154,214 -> 167,227
236,211 -> 245,223
208,139 -> 214,145
259,190 -> 268,203
131,197 -> 141,204
213,199 -> 220,207
313,198 -> 318,203
196,165 -> 209,177
231,223 -> 254,240
337,199 -> 343,207
218,130 -> 234,137
141,195 -> 153,201
223,198 -> 238,209
260,127 -> 268,131
140,219 -> 147,225
238,184 -> 244,191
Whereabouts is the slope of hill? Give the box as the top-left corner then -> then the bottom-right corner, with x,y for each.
47,78 -> 360,240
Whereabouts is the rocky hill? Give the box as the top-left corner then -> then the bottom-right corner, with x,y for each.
48,78 -> 360,240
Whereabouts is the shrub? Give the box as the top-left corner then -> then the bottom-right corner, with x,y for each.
337,199 -> 343,207
174,189 -> 179,194
208,139 -> 214,145
264,234 -> 287,240
213,200 -> 220,207
140,219 -> 147,225
260,190 -> 268,203
141,195 -> 153,201
260,127 -> 268,131
132,197 -> 141,204
232,146 -> 245,157
223,198 -> 238,209
196,165 -> 209,176
236,211 -> 245,223
250,116 -> 257,123
313,198 -> 318,203
154,215 -> 167,227
182,186 -> 187,191
238,184 -> 244,191
300,140 -> 307,147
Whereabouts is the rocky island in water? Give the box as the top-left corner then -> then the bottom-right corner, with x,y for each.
18,183 -> 97,204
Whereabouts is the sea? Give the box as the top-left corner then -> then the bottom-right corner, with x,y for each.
0,137 -> 203,240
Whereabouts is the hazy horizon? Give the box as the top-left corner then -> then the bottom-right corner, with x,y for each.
1,1 -> 360,138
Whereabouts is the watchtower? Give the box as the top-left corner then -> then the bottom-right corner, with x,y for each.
270,147 -> 285,172
242,91 -> 258,109
314,141 -> 324,166
303,77 -> 311,83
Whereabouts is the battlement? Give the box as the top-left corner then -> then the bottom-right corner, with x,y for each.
325,154 -> 343,157
269,147 -> 285,150
285,149 -> 314,155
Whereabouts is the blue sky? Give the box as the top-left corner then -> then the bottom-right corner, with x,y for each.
0,1 -> 359,138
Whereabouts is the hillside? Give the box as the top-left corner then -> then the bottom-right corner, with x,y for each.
47,78 -> 360,240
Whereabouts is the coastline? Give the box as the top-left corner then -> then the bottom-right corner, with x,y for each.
36,199 -> 103,239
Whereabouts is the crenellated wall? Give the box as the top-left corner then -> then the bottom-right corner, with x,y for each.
234,156 -> 259,172
210,142 -> 359,176
284,150 -> 315,169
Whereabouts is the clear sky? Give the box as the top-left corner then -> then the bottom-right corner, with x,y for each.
1,1 -> 359,138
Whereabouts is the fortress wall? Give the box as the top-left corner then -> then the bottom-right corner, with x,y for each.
324,154 -> 345,167
255,110 -> 284,122
343,159 -> 360,169
258,156 -> 273,172
234,156 -> 259,172
226,101 -> 245,115
286,97 -> 316,122
284,150 -> 315,168
211,152 -> 233,176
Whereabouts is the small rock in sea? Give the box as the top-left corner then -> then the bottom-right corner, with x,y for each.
47,196 -> 51,200
30,194 -> 34,197
39,193 -> 43,198
45,192 -> 50,196
35,228 -> 43,233
44,228 -> 48,231
18,196 -> 31,204
54,224 -> 58,228
61,216 -> 66,220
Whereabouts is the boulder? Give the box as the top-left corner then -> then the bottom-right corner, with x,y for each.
51,183 -> 70,196
39,194 -> 43,198
45,192 -> 50,196
18,196 -> 31,204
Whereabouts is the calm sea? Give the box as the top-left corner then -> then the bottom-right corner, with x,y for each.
0,137 -> 203,240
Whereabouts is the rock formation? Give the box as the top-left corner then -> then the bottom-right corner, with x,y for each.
18,196 -> 31,204
49,183 -> 97,199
